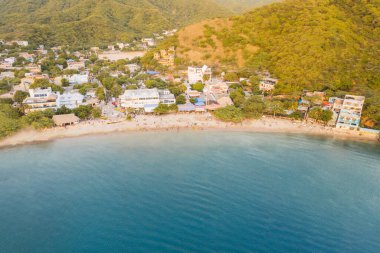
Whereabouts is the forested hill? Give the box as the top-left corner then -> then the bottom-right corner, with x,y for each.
0,0 -> 230,47
173,0 -> 380,94
215,0 -> 279,13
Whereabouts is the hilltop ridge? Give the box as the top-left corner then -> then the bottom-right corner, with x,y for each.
0,0 -> 230,47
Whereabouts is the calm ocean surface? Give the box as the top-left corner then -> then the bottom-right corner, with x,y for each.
0,132 -> 379,253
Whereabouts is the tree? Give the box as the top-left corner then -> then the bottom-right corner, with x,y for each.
224,72 -> 239,82
102,77 -> 118,91
13,91 -> 29,104
265,101 -> 285,117
110,85 -> 123,98
96,87 -> 106,101
30,79 -> 64,94
320,110 -> 333,125
191,82 -> 204,92
0,114 -> 21,138
230,89 -> 245,107
56,106 -> 72,115
242,96 -> 265,119
91,107 -> 102,118
169,83 -> 187,96
154,104 -> 178,115
213,106 -> 244,123
176,95 -> 186,105
72,105 -> 93,120
22,111 -> 54,129
61,78 -> 70,87
308,107 -> 323,122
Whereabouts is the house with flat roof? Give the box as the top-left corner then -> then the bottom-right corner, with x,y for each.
23,88 -> 57,113
56,91 -> 84,109
259,77 -> 278,91
68,73 -> 89,84
188,65 -> 211,84
98,51 -> 145,62
336,95 -> 365,130
67,61 -> 86,71
158,89 -> 176,105
0,71 -> 15,80
119,88 -> 160,108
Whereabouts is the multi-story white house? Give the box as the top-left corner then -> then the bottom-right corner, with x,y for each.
158,89 -> 176,105
336,95 -> 365,130
23,88 -> 57,113
188,65 -> 212,84
56,91 -> 84,109
119,88 -> 160,108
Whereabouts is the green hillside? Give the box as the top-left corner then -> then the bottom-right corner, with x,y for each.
174,0 -> 380,90
164,0 -> 380,127
0,0 -> 230,47
215,0 -> 279,13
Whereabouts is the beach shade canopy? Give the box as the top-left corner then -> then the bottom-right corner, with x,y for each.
178,103 -> 196,112
52,114 -> 80,126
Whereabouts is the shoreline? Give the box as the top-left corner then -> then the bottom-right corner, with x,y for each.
0,114 -> 378,149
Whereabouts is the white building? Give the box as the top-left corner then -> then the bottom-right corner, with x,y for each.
98,51 -> 145,62
0,71 -> 15,80
259,77 -> 278,91
119,88 -> 160,108
188,65 -> 212,84
23,88 -> 57,113
29,87 -> 53,98
126,64 -> 141,73
4,57 -> 16,65
158,89 -> 176,105
142,38 -> 156,47
15,41 -> 29,47
56,91 -> 84,109
336,95 -> 365,130
68,74 -> 89,84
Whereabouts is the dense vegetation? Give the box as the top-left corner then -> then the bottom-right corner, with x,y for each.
171,0 -> 380,128
0,0 -> 230,47
215,0 -> 278,13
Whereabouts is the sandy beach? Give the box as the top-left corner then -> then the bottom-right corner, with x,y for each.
0,113 -> 378,148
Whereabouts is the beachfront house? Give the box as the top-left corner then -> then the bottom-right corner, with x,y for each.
56,91 -> 84,109
188,65 -> 212,84
23,87 -> 57,113
336,95 -> 365,130
158,89 -> 176,105
119,88 -> 160,109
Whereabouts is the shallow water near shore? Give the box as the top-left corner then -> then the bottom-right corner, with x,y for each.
0,131 -> 379,252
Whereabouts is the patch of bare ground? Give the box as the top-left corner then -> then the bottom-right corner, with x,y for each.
176,18 -> 258,68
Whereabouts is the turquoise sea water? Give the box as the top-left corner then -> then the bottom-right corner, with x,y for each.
0,132 -> 379,253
